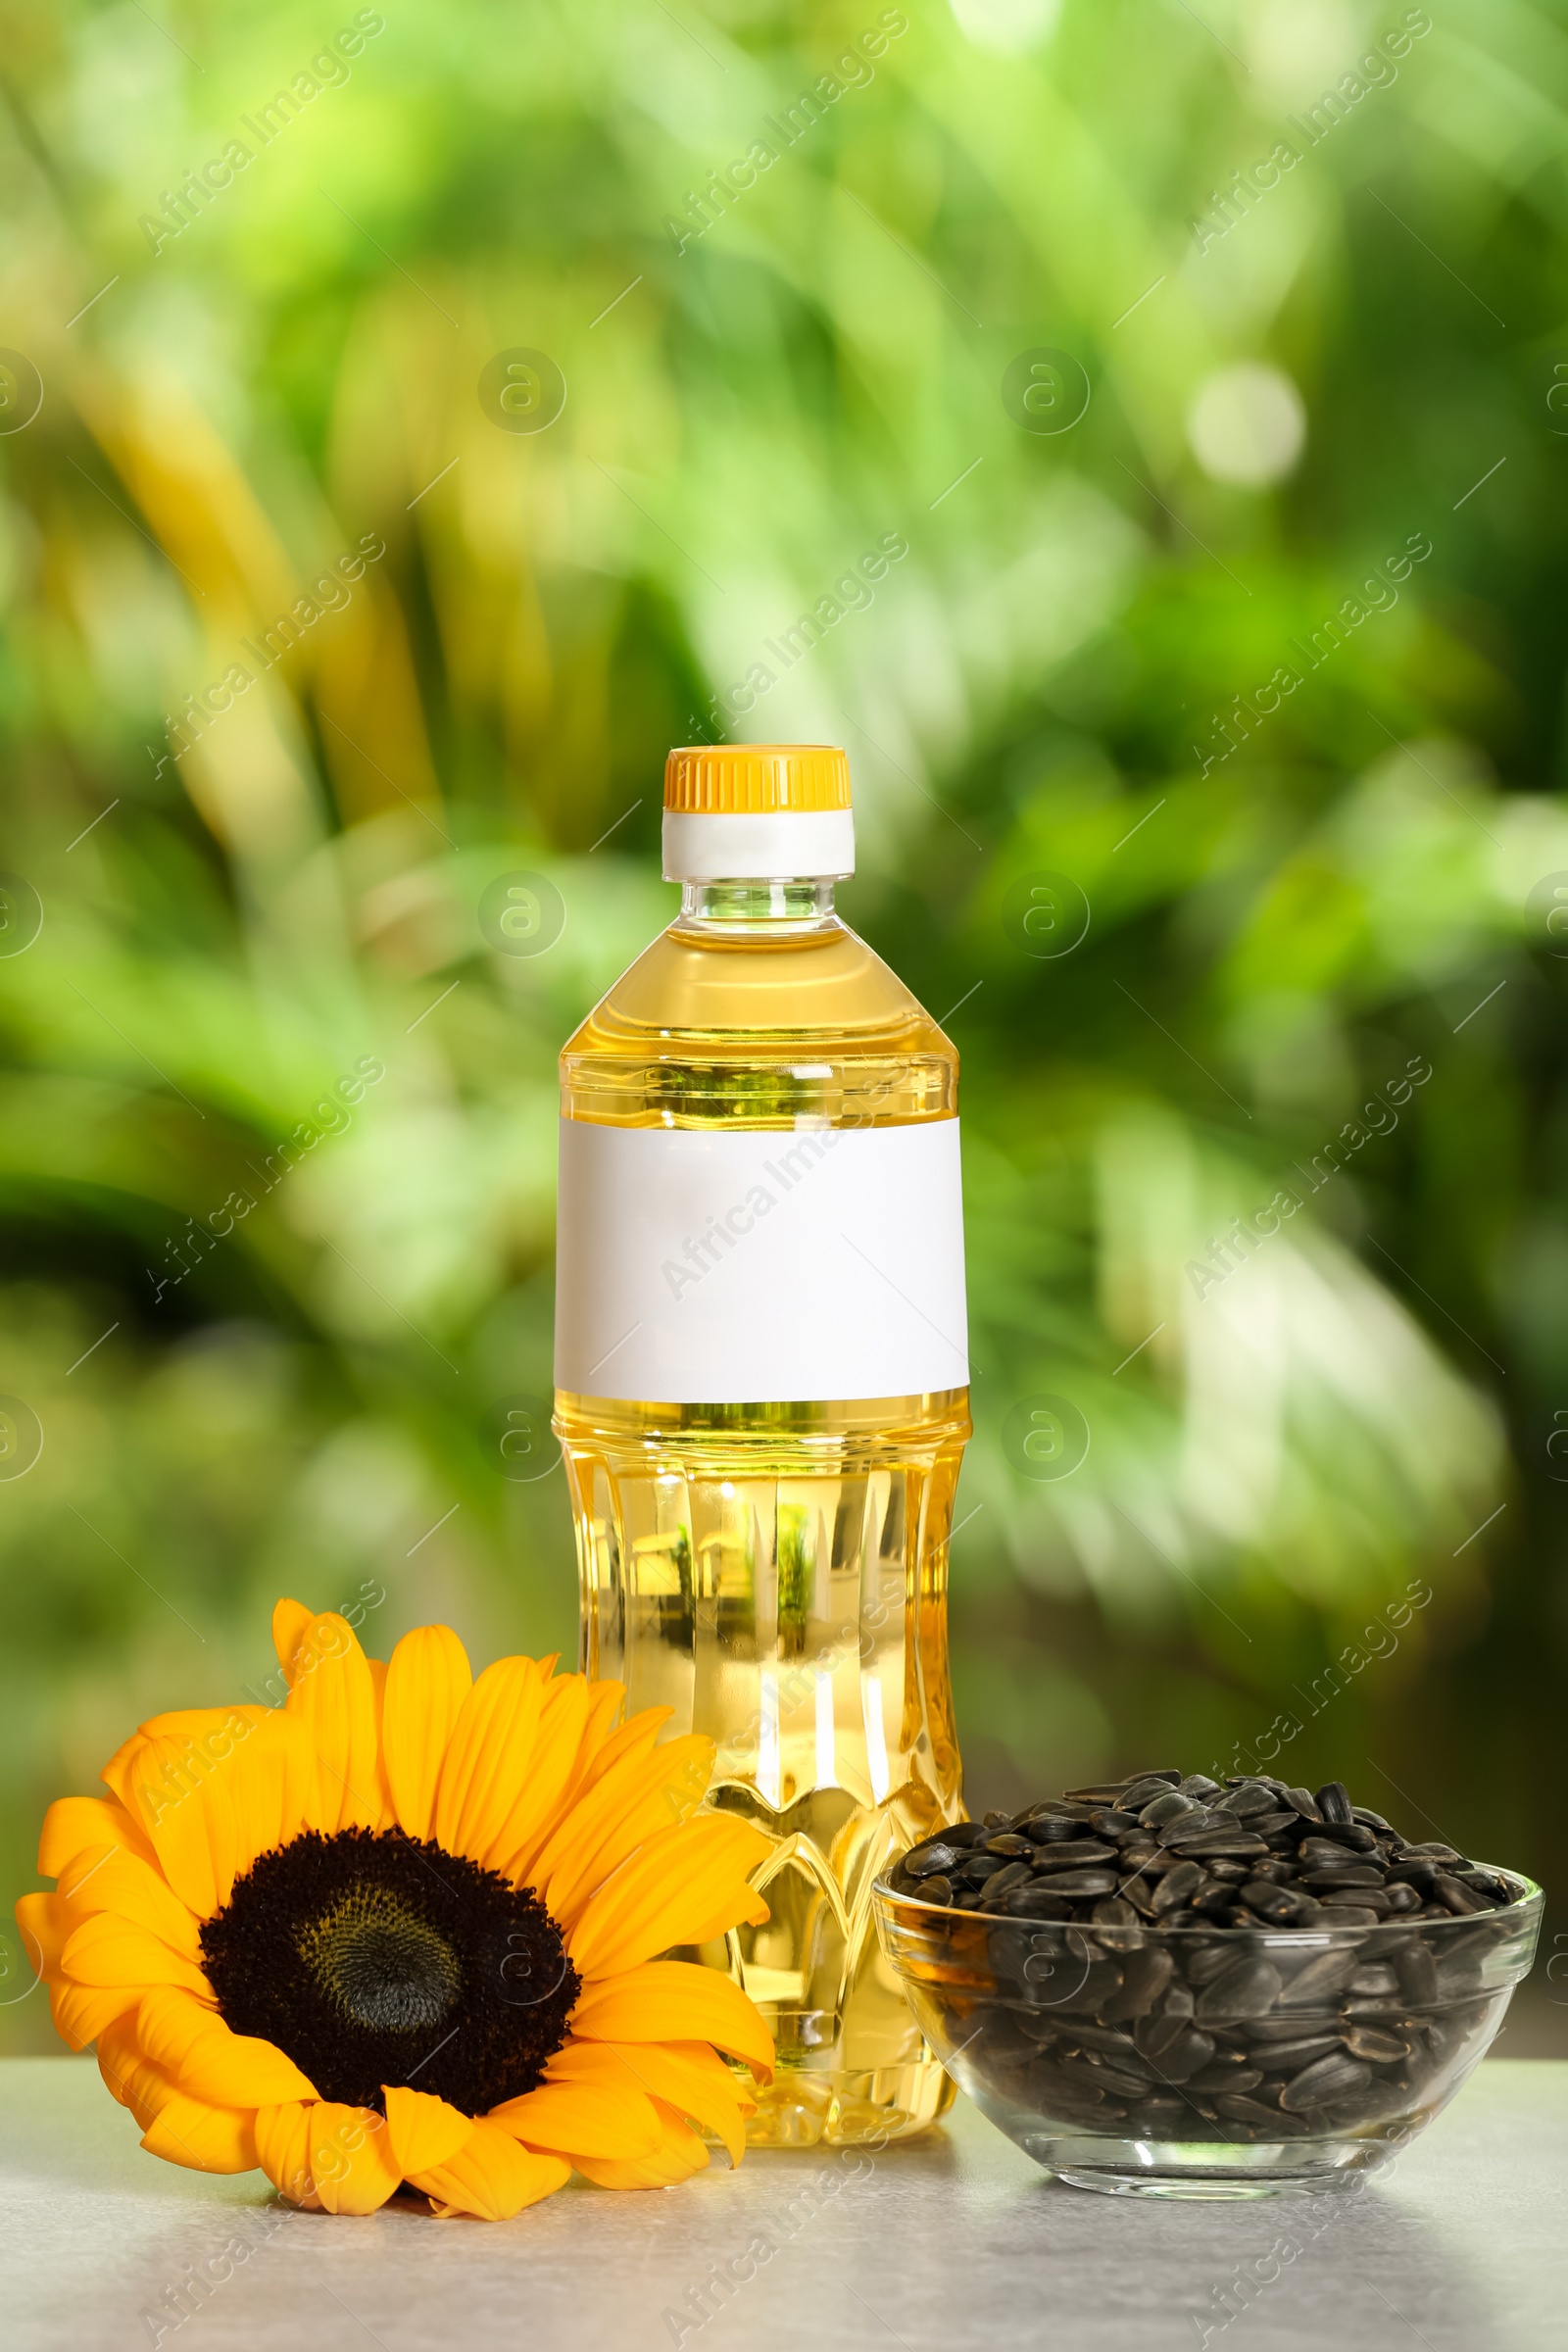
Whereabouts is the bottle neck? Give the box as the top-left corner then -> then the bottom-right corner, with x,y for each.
675,878 -> 841,936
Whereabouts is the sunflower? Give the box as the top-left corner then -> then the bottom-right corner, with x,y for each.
15,1601 -> 774,2219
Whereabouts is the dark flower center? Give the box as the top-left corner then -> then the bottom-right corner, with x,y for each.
200,1828 -> 581,2116
297,1885 -> 462,2033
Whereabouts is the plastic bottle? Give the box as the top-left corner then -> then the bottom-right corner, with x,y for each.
554,743 -> 969,2145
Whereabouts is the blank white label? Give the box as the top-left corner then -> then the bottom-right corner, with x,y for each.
554,1118 -> 968,1402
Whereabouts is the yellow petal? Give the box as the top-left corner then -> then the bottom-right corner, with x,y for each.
96,2016 -> 242,2167
60,1913 -> 215,1999
120,1725 -> 250,1919
136,1985 -> 317,2106
95,2013 -> 139,2103
503,1693 -> 644,1890
153,1702 -> 320,1875
50,1979 -> 143,2050
286,1614 -> 381,1833
485,2078 -> 661,2160
137,1705 -> 269,1743
566,1816 -> 772,1978
571,2096 -> 710,2190
432,1656 -> 544,1866
100,1710 -> 264,1830
530,1728 -> 712,1924
39,1794 -> 158,1880
383,1625 -> 472,1841
99,1729 -> 153,1820
382,2085 -> 474,2176
549,2037 -> 756,2166
526,1721 -> 691,1862
96,2013 -> 170,2129
408,2120 -> 569,2221
14,1891 -> 70,1984
485,1674 -> 595,1881
309,2102 -> 403,2215
578,1676 -> 628,1766
56,1852 -> 202,1960
570,1961 -> 774,2082
142,2091 -> 260,2174
224,1708 -> 320,1880
365,1655 -> 396,1829
531,1675 -> 628,1848
255,2100 -> 321,2207
272,1596 -> 316,1685
565,1705 -> 670,1802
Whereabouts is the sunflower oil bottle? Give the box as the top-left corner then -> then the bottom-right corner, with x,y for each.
554,744 -> 969,2145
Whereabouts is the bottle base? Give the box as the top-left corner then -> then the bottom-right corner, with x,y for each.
735,2053 -> 956,2147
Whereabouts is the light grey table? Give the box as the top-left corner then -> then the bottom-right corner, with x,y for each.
2,2057 -> 1564,2350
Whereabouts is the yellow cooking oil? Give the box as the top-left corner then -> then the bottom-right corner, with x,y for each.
554,745 -> 970,2145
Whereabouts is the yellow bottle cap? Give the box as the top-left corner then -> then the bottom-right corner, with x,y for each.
663,743 -> 851,815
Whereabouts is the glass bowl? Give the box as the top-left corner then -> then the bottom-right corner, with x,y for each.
871,1869 -> 1543,2198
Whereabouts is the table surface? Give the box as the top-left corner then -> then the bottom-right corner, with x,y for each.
2,2057 -> 1565,2351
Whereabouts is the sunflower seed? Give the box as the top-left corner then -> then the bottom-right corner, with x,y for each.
1216,1783 -> 1279,1818
1150,1860 -> 1204,1914
1455,1868 -> 1513,1901
957,1852 -> 1003,1883
906,1843 -> 966,1877
1003,1884 -> 1075,1919
1091,1896 -> 1139,1929
1071,2055 -> 1150,2100
979,1863 -> 1033,1902
1316,1781 -> 1353,1827
1134,2009 -> 1195,2061
1255,2035 -> 1344,2073
1086,1808 -> 1144,1838
1140,1790 -> 1205,1831
1029,1869 -> 1119,1898
1167,1830 -> 1271,1861
1321,1889 -> 1394,1917
1020,1819 -> 1095,1847
1150,2027 -> 1216,2082
1189,2061 -> 1264,2093
1278,1949 -> 1362,2005
1194,1958 -> 1283,2023
1028,2062 -> 1105,2113
1185,1944 -> 1239,1985
1435,1873 -> 1489,1915
1240,1880 -> 1306,1925
1120,1773 -> 1183,1808
1030,1840 -> 1119,1872
1343,2023 -> 1412,2064
1279,2052 -> 1372,2111
1101,1947 -> 1175,2020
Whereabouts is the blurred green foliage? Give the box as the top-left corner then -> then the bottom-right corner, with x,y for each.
3,0 -> 1568,2047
